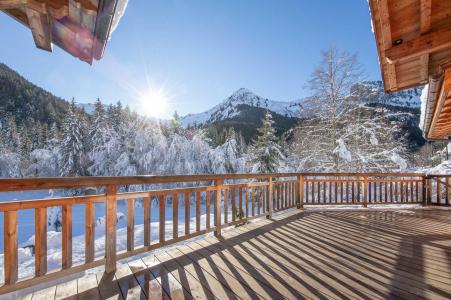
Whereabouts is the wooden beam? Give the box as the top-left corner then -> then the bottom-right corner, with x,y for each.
374,0 -> 397,90
25,7 -> 52,51
386,25 -> 451,64
0,0 -> 26,10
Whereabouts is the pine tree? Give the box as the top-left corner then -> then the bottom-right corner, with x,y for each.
248,111 -> 284,173
170,111 -> 183,134
59,102 -> 86,176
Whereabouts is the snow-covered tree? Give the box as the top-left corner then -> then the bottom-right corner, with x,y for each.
248,112 -> 284,173
304,47 -> 363,170
59,101 -> 87,176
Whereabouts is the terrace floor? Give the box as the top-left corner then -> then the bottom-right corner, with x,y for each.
18,208 -> 451,300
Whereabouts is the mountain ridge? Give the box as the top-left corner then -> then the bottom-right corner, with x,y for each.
181,81 -> 422,128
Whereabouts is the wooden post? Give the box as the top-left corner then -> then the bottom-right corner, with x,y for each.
267,177 -> 273,218
143,197 -> 151,247
35,207 -> 47,276
298,176 -> 304,209
4,210 -> 18,284
85,202 -> 95,263
105,185 -> 117,273
127,198 -> 134,252
214,179 -> 222,237
362,176 -> 368,208
62,204 -> 72,269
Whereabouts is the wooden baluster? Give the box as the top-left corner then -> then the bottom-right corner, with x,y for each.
299,176 -> 304,209
340,181 -> 344,204
62,204 -> 72,269
85,202 -> 95,263
35,207 -> 47,276
245,185 -> 249,219
185,192 -> 190,235
258,187 -> 262,214
401,182 -> 405,203
159,195 -> 165,244
415,181 -> 419,203
223,188 -> 228,223
239,187 -> 243,220
232,187 -> 236,222
329,180 -> 332,204
334,181 -> 338,204
214,179 -> 222,237
378,182 -> 382,203
410,182 -> 413,202
251,186 -> 255,216
352,181 -> 355,204
206,191 -> 211,229
316,182 -> 320,204
268,177 -> 274,216
385,182 -> 388,203
368,181 -> 372,204
357,180 -> 361,204
196,191 -> 201,232
4,210 -> 18,284
173,194 -> 178,238
143,197 -> 151,247
127,198 -> 134,251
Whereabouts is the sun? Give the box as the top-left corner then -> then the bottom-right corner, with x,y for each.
138,86 -> 171,118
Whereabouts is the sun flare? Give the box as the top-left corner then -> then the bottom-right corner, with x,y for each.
138,86 -> 171,118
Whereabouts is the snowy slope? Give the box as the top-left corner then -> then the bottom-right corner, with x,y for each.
182,82 -> 422,128
350,81 -> 422,108
182,88 -> 307,127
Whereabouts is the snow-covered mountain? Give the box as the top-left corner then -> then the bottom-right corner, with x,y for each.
182,88 -> 308,127
182,82 -> 422,128
350,81 -> 422,108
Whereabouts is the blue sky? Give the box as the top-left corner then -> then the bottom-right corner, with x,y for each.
0,1 -> 380,117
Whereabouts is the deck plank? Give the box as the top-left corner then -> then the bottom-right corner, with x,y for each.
141,255 -> 193,300
128,259 -> 169,300
13,209 -> 451,300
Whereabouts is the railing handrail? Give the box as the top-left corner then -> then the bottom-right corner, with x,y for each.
0,172 -> 426,192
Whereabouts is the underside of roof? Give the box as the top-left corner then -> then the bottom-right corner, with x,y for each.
369,0 -> 451,140
0,0 -> 128,64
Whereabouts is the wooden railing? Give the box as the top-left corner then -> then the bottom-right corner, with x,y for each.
425,174 -> 451,206
0,172 -> 446,294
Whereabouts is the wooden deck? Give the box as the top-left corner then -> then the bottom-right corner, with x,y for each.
15,208 -> 451,300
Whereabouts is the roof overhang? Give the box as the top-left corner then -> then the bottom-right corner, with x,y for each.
1,0 -> 128,64
369,0 -> 451,140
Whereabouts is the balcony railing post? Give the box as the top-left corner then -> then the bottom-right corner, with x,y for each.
105,184 -> 117,273
268,177 -> 273,218
298,175 -> 304,209
362,176 -> 368,207
214,179 -> 222,237
422,175 -> 427,206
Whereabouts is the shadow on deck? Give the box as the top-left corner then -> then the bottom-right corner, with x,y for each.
17,208 -> 451,299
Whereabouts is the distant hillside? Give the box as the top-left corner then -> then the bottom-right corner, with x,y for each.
0,63 -> 72,128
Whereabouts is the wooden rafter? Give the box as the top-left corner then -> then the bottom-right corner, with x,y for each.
419,0 -> 431,82
25,7 -> 52,51
373,0 -> 397,91
428,67 -> 451,139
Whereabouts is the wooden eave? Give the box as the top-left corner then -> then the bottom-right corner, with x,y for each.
0,0 -> 124,64
369,0 -> 451,140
